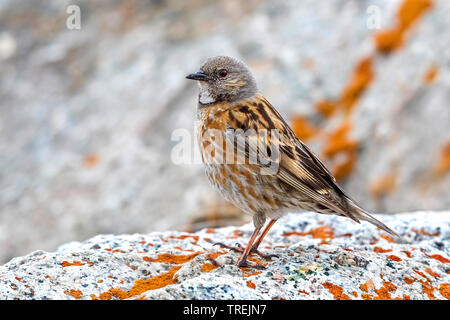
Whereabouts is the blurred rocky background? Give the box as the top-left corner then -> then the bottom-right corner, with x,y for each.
0,0 -> 448,264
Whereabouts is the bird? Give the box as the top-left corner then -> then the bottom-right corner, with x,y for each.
186,56 -> 400,269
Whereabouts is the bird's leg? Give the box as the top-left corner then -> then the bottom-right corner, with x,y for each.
213,227 -> 265,269
249,219 -> 279,259
235,226 -> 265,269
213,219 -> 278,262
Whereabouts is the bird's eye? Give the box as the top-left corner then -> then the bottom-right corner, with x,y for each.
218,69 -> 228,78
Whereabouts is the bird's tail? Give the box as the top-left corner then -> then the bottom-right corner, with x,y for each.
348,202 -> 400,239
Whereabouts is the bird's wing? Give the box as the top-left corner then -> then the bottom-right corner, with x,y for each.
227,96 -> 360,222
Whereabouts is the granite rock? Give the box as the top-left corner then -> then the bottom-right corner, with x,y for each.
0,0 -> 449,264
0,211 -> 448,300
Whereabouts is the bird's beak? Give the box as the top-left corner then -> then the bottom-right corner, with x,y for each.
186,71 -> 209,81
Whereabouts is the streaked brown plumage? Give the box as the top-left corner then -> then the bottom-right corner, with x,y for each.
187,56 -> 399,268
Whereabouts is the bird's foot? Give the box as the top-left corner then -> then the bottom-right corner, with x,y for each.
213,242 -> 278,260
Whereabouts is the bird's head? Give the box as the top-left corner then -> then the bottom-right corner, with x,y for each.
186,56 -> 258,105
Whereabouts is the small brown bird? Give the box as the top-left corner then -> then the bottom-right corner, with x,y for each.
186,56 -> 399,268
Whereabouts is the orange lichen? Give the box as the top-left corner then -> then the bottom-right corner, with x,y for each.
64,289 -> 82,299
339,57 -> 374,112
434,142 -> 450,175
283,226 -> 334,244
430,254 -> 450,264
246,280 -> 256,289
360,279 -> 375,293
369,171 -> 398,200
200,251 -> 227,273
387,255 -> 402,262
322,120 -> 359,159
374,28 -> 404,54
168,234 -> 200,244
401,250 -> 412,258
243,271 -> 261,278
298,290 -> 310,295
322,282 -> 352,300
143,252 -> 202,264
425,268 -> 440,278
374,0 -> 432,54
419,278 -> 436,300
404,276 -> 415,284
315,100 -> 337,118
420,228 -> 440,237
439,284 -> 450,300
98,265 -> 182,300
332,151 -> 357,182
423,65 -> 439,84
361,281 -> 402,300
380,235 -> 395,243
291,115 -> 319,142
83,153 -> 100,169
61,261 -> 84,267
373,246 -> 392,253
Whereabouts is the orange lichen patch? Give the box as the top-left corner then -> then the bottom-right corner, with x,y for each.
205,228 -> 215,234
243,271 -> 262,278
201,251 -> 227,273
434,142 -> 450,175
83,153 -> 99,168
398,0 -> 433,30
332,151 -> 357,182
247,256 -> 267,267
98,265 -> 182,300
374,0 -> 432,54
61,260 -> 84,267
380,235 -> 395,243
201,263 -> 217,273
143,252 -> 202,264
401,250 -> 412,258
315,100 -> 338,118
361,281 -> 402,300
360,279 -> 375,293
283,226 -> 334,245
14,277 -> 22,282
291,115 -> 319,142
430,254 -> 450,264
420,228 -> 440,237
298,290 -> 310,295
439,284 -> 450,300
374,28 -> 404,54
373,246 -> 392,253
339,233 -> 352,237
64,289 -> 82,299
322,282 -> 352,300
246,280 -> 256,289
369,171 -> 398,200
419,278 -> 436,300
425,268 -> 440,278
339,57 -> 374,112
404,276 -> 415,284
168,234 -> 200,244
352,291 -> 358,297
322,120 -> 359,159
423,65 -> 439,84
343,248 -> 353,252
387,255 -> 402,262
226,229 -> 243,239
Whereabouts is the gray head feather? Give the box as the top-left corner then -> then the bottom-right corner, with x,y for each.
192,56 -> 258,105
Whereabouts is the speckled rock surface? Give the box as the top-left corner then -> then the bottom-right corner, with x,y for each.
0,211 -> 448,300
1,0 -> 449,265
